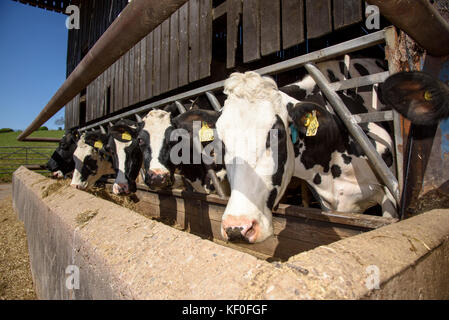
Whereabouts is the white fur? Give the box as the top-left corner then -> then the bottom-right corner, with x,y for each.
71,134 -> 115,189
142,109 -> 172,173
217,72 -> 295,242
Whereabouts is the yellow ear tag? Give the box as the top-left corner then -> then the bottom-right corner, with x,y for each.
94,141 -> 103,149
199,122 -> 214,142
122,132 -> 132,141
424,90 -> 432,101
306,110 -> 319,137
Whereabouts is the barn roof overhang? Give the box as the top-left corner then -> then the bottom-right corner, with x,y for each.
17,0 -> 449,142
11,0 -> 79,14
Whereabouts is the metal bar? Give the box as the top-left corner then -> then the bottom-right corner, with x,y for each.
367,0 -> 449,57
175,101 -> 187,113
353,111 -> 394,123
17,0 -> 190,141
176,105 -> 226,199
21,137 -> 61,143
205,91 -> 222,111
304,63 -> 401,205
385,26 -> 405,199
328,71 -> 390,91
79,30 -> 387,132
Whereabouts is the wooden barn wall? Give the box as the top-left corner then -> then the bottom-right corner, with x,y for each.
65,0 -> 365,129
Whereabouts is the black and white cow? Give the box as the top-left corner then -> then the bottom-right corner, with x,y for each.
46,130 -> 79,178
217,59 -> 398,243
278,58 -> 397,218
216,71 -> 295,243
381,71 -> 449,125
70,130 -> 115,190
135,104 -> 229,194
106,119 -> 143,195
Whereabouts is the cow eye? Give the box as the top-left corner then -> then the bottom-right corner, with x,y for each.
138,138 -> 144,146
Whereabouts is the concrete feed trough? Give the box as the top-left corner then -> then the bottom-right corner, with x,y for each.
12,166 -> 449,299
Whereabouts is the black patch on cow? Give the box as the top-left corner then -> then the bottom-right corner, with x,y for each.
331,165 -> 342,178
80,155 -> 98,182
354,63 -> 370,77
327,69 -> 339,83
279,85 -> 307,101
288,103 -> 346,173
342,154 -> 352,164
47,132 -> 79,174
381,149 -> 394,168
266,115 -> 288,187
339,61 -> 351,79
267,188 -> 278,210
138,129 -> 152,175
313,173 -> 321,185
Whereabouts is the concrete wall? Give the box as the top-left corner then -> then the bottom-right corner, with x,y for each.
12,167 -> 449,299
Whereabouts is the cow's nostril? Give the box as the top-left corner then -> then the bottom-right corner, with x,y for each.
225,227 -> 247,242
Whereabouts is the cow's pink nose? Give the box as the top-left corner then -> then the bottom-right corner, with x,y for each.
113,183 -> 129,195
221,216 -> 259,243
71,184 -> 85,190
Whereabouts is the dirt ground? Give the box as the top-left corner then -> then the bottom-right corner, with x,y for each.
0,184 -> 37,300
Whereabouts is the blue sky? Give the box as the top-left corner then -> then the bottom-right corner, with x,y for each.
0,1 -> 68,131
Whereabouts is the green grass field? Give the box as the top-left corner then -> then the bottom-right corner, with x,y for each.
0,130 -> 65,182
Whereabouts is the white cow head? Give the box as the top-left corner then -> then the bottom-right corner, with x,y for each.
216,72 -> 295,243
71,131 -> 115,190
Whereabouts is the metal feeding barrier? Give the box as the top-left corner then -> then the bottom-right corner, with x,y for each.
0,146 -> 53,175
78,27 -> 402,207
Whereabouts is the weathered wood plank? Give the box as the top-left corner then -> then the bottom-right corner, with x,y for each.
333,0 -> 362,30
129,44 -> 135,106
243,0 -> 260,63
226,0 -> 241,68
139,37 -> 147,102
123,50 -> 129,109
189,0 -> 200,82
260,0 -> 281,56
199,0 -> 212,79
178,3 -> 189,87
161,19 -> 171,93
145,32 -> 154,100
306,0 -> 332,39
153,25 -> 162,97
116,55 -> 124,111
282,0 -> 305,49
169,11 -> 179,91
133,40 -> 141,104
110,61 -> 116,113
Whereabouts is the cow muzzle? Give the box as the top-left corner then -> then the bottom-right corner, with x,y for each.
221,216 -> 260,243
113,183 -> 130,195
144,169 -> 172,189
51,170 -> 64,179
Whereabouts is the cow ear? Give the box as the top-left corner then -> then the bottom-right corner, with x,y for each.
381,71 -> 449,125
84,131 -> 108,150
110,124 -> 137,142
163,103 -> 181,119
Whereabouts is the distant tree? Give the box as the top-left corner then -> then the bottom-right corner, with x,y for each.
38,126 -> 49,131
54,116 -> 65,127
0,128 -> 13,133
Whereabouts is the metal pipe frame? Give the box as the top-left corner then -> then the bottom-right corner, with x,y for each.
304,63 -> 401,205
17,0 -> 190,141
79,29 -> 387,132
366,0 -> 449,57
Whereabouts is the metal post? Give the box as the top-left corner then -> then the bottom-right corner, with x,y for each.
304,63 -> 401,205
205,92 -> 222,112
17,0 -> 189,141
176,105 -> 226,199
